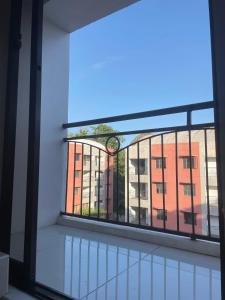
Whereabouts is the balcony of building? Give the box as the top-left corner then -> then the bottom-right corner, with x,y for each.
9,99 -> 221,299
5,0 -> 225,299
33,101 -> 219,299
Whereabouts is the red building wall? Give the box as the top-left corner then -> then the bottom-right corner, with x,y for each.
151,142 -> 202,234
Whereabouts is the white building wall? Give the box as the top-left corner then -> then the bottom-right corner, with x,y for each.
38,17 -> 70,228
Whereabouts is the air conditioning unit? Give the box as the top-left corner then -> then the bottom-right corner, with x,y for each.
0,252 -> 9,297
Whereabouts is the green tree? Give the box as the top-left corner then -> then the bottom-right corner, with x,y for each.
91,124 -> 125,151
67,128 -> 89,138
68,124 -> 125,150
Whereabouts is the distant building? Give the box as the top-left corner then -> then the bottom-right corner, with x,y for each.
125,130 -> 219,237
66,139 -> 114,217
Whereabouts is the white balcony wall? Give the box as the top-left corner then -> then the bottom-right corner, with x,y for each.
38,17 -> 69,228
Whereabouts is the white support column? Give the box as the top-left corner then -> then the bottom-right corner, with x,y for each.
38,17 -> 70,228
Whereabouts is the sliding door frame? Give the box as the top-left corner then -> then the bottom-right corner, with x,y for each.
0,0 -> 22,254
209,1 -> 225,299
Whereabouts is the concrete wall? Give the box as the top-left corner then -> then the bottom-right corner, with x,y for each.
38,17 -> 69,228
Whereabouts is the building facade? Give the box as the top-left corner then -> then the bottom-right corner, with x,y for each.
125,130 -> 219,237
66,139 -> 114,218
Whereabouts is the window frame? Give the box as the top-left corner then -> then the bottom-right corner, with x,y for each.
155,157 -> 166,169
156,209 -> 167,221
182,183 -> 196,196
181,156 -> 197,169
183,211 -> 197,225
155,182 -> 167,194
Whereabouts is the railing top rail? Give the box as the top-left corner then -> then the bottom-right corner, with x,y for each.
64,122 -> 215,143
63,100 -> 214,129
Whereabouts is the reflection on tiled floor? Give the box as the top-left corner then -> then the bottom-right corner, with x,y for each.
36,225 -> 221,300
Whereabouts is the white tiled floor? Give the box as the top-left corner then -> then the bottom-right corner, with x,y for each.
36,225 -> 221,300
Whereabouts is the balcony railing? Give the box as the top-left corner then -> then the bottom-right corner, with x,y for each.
62,101 -> 219,242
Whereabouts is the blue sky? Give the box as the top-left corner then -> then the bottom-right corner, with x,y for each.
68,0 -> 213,135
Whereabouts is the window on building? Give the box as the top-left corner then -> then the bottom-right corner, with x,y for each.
75,170 -> 81,177
75,153 -> 81,161
155,157 -> 166,169
135,183 -> 147,199
140,183 -> 147,199
95,170 -> 103,178
139,159 -> 147,174
182,183 -> 196,196
94,200 -> 103,208
156,209 -> 167,221
95,156 -> 99,166
130,159 -> 147,175
181,156 -> 197,169
156,183 -> 166,194
95,185 -> 103,196
74,187 -> 80,195
183,212 -> 197,225
83,155 -> 90,165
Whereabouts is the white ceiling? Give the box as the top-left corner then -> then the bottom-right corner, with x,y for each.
44,0 -> 140,33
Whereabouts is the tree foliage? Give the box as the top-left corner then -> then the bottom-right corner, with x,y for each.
67,128 -> 88,138
91,124 -> 125,150
68,124 -> 125,150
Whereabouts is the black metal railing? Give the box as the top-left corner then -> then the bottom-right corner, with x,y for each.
62,101 -> 219,242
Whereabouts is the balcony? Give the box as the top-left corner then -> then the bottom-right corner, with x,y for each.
35,223 -> 220,300
30,101 -> 217,299
21,101 -> 220,300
